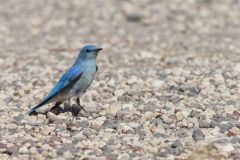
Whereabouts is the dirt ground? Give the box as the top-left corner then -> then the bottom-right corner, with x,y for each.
0,0 -> 240,159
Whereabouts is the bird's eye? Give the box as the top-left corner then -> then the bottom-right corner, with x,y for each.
86,49 -> 90,52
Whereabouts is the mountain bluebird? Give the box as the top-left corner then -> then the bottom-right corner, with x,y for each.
28,44 -> 103,115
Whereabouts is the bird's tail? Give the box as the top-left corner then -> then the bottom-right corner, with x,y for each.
27,97 -> 51,115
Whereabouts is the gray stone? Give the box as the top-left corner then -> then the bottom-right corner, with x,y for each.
169,140 -> 184,155
79,120 -> 89,128
176,129 -> 189,138
153,133 -> 167,138
126,12 -> 143,22
101,145 -> 113,155
13,114 -> 24,122
210,120 -> 219,128
219,121 -> 235,133
192,129 -> 205,141
231,137 -> 240,144
169,95 -> 181,103
161,115 -> 173,125
57,144 -> 76,155
199,119 -> 211,128
180,83 -> 200,96
189,110 -> 201,118
55,124 -> 67,132
6,146 -> 19,156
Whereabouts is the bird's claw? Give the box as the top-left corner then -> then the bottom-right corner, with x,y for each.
78,104 -> 87,113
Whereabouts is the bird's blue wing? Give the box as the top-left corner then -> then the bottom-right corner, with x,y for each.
47,65 -> 83,98
28,65 -> 83,114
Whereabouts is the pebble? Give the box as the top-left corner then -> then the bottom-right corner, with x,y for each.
47,112 -> 70,123
91,117 -> 106,129
176,112 -> 184,121
221,143 -> 234,153
108,103 -> 122,115
118,123 -> 135,134
19,146 -> 29,154
180,83 -> 200,96
199,119 -> 211,128
171,139 -> 184,155
189,110 -> 201,118
219,121 -> 235,133
151,79 -> 164,89
192,129 -> 205,141
57,144 -> 76,155
117,153 -> 131,160
161,115 -> 173,124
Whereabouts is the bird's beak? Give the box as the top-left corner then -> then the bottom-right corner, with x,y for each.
95,48 -> 103,52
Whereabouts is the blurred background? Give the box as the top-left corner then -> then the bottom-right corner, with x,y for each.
1,0 -> 240,159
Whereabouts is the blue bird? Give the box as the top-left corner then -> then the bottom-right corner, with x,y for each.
28,44 -> 103,115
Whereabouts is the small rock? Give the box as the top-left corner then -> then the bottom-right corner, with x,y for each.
231,137 -> 240,144
6,146 -> 19,155
13,114 -> 24,122
86,102 -> 98,112
114,89 -> 125,97
55,123 -> 67,132
219,121 -> 235,133
176,129 -> 189,138
26,116 -> 45,126
210,120 -> 218,128
122,103 -> 135,111
169,95 -> 181,103
189,110 -> 201,118
222,143 -> 234,153
126,12 -> 143,22
180,83 -> 200,96
117,153 -> 130,160
57,144 -> 76,155
29,147 -> 38,155
91,117 -> 106,129
128,122 -> 140,128
161,115 -> 173,124
234,63 -> 240,73
118,123 -> 134,134
104,115 -> 117,129
123,3 -> 143,23
135,126 -> 146,138
79,120 -> 89,128
63,151 -> 74,159
47,112 -> 70,123
192,129 -> 205,141
169,139 -> 184,155
151,79 -> 164,89
199,119 -> 211,128
7,123 -> 18,129
176,112 -> 184,121
108,103 -> 121,115
102,145 -> 113,155
19,146 -> 29,154
153,133 -> 167,138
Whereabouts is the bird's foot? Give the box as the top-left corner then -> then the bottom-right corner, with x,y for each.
76,98 -> 87,113
78,104 -> 87,113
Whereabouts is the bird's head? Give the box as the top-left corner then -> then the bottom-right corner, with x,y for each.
78,45 -> 103,60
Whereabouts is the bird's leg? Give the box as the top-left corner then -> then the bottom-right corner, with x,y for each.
68,98 -> 71,107
67,98 -> 74,122
76,97 -> 87,113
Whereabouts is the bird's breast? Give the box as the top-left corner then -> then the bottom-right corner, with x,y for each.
72,70 -> 96,95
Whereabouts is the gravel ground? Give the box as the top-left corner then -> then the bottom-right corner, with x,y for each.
1,0 -> 240,159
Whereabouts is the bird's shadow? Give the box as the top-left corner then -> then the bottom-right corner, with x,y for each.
29,103 -> 89,118
50,103 -> 83,117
